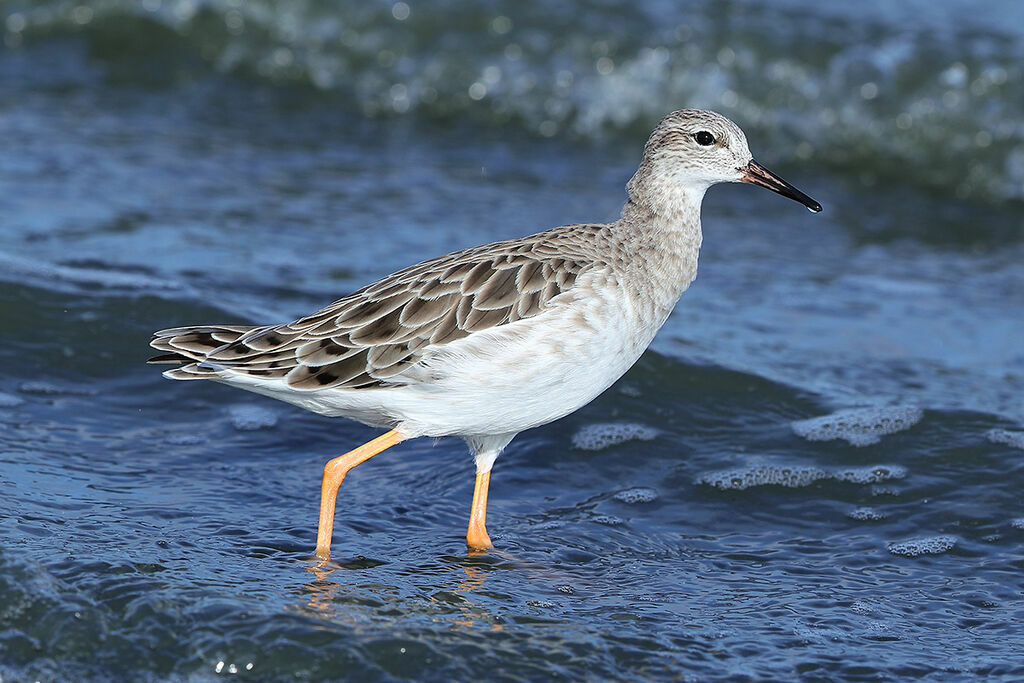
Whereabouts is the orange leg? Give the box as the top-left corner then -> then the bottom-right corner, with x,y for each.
466,470 -> 493,551
315,429 -> 405,560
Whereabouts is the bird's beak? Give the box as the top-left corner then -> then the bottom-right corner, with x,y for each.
740,159 -> 822,213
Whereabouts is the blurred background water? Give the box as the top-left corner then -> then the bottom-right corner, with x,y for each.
2,0 -> 1023,679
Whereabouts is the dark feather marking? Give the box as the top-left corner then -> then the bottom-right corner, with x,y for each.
335,292 -> 411,328
294,308 -> 340,328
167,332 -> 220,354
370,360 -> 414,379
211,330 -> 246,343
540,279 -> 561,304
307,320 -> 346,337
147,353 -> 188,364
473,267 -> 519,310
348,307 -> 406,345
455,296 -> 474,328
517,261 -> 545,292
286,351 -> 369,389
153,224 -> 607,391
464,305 -> 510,332
367,343 -> 413,369
556,266 -> 580,289
400,293 -> 457,326
430,306 -> 467,346
296,338 -> 361,366
440,261 -> 476,283
363,279 -> 410,299
460,260 -> 496,294
205,335 -> 300,362
518,290 -> 543,318
418,277 -> 462,299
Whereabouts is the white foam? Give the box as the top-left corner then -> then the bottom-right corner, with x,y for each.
1011,519 -> 1024,530
696,463 -> 906,490
850,601 -> 874,615
847,507 -> 887,521
526,600 -> 555,608
792,406 -> 924,446
591,514 -> 625,526
698,465 -> 827,490
835,465 -> 909,484
571,422 -> 658,451
887,535 -> 957,557
228,404 -> 278,431
986,428 -> 1024,450
612,487 -> 658,504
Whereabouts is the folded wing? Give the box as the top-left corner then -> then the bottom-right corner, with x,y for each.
150,226 -> 603,390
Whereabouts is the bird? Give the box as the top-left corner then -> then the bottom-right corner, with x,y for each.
149,109 -> 821,560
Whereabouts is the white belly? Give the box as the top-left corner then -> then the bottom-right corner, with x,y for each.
211,271 -> 663,439
384,273 -> 655,437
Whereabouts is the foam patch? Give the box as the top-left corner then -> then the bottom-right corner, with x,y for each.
612,487 -> 659,504
792,406 -> 924,446
986,428 -> 1024,450
591,514 -> 626,526
571,422 -> 658,451
834,465 -> 909,484
696,463 -> 907,490
887,535 -> 956,557
848,507 -> 887,521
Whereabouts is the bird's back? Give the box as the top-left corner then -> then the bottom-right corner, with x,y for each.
150,223 -> 615,394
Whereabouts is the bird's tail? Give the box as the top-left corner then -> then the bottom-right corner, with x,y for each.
148,324 -> 259,380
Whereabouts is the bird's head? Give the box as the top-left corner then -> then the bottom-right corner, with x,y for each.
628,109 -> 822,213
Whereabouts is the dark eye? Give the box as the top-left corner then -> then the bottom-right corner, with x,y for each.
694,131 -> 715,146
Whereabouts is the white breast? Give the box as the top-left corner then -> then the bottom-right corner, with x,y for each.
210,266 -> 671,438
365,268 -> 658,437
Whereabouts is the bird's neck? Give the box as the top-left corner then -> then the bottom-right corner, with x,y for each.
624,159 -> 710,226
619,178 -> 706,260
620,191 -> 704,233
614,189 -> 705,327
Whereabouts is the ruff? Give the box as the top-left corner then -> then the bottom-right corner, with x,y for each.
150,109 -> 821,558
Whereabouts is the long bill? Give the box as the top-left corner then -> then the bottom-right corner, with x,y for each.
741,159 -> 822,213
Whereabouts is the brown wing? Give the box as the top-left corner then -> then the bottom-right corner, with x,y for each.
151,225 -> 605,389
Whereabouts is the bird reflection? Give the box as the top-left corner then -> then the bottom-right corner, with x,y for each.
305,560 -> 341,613
301,550 -> 520,630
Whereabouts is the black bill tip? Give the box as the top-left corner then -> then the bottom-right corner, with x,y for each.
741,159 -> 822,213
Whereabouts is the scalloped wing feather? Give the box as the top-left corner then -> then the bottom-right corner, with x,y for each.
149,224 -> 606,390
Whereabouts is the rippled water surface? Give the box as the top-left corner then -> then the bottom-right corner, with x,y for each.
2,1 -> 1024,680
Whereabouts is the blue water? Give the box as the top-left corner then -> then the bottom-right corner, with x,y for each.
2,1 -> 1024,679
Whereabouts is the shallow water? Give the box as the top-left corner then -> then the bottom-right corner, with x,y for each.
2,1 -> 1024,680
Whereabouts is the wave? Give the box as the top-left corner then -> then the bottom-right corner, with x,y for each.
5,0 -> 1024,204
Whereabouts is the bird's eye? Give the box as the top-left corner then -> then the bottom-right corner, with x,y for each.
694,131 -> 715,146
